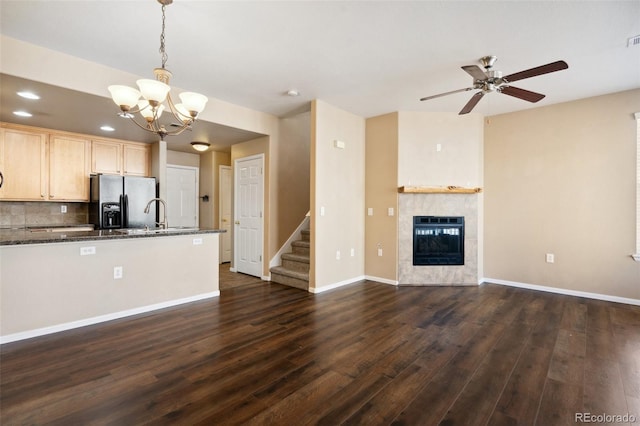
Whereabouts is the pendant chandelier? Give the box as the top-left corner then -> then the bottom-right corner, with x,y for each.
108,0 -> 207,141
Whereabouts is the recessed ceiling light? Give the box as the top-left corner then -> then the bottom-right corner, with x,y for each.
100,125 -> 115,132
17,91 -> 40,100
13,111 -> 33,117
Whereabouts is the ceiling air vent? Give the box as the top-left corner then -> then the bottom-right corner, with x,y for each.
628,34 -> 640,47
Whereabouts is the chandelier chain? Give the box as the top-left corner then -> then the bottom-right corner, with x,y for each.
159,4 -> 168,69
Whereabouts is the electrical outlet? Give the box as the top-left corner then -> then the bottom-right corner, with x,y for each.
350,248 -> 355,257
367,207 -> 373,216
388,207 -> 394,216
61,205 -> 67,213
80,246 -> 96,256
546,253 -> 555,263
113,266 -> 123,279
336,250 -> 341,260
193,238 -> 203,245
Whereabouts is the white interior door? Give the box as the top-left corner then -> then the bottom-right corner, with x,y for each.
219,165 -> 232,263
234,155 -> 263,277
166,165 -> 198,228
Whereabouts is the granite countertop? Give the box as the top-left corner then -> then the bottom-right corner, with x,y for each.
0,227 -> 225,246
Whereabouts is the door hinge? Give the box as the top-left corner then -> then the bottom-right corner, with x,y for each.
259,255 -> 262,261
260,211 -> 262,218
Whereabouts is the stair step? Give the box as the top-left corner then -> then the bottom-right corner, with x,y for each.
281,253 -> 310,273
301,229 -> 310,242
291,240 -> 310,255
270,266 -> 309,290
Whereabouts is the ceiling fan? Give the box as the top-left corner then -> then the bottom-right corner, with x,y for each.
420,56 -> 568,114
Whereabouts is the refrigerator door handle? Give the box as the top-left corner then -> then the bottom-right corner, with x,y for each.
122,194 -> 128,228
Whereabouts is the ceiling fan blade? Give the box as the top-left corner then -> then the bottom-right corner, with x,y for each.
503,60 -> 568,83
459,91 -> 484,115
420,87 -> 473,102
462,65 -> 488,81
500,86 -> 546,103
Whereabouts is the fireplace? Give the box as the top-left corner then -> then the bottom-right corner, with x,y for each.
413,216 -> 464,265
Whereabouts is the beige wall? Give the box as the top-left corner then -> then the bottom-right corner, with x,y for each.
398,112 -> 484,187
310,100 -> 365,290
484,89 -> 640,300
199,151 -> 231,229
365,113 -> 399,282
167,150 -> 200,168
1,233 -> 220,338
276,111 -> 311,245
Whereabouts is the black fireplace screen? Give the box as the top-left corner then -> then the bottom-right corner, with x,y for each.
413,216 -> 464,265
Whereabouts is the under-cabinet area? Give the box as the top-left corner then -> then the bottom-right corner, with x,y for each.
0,122 -> 151,202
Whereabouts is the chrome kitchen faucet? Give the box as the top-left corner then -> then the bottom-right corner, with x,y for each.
144,198 -> 168,229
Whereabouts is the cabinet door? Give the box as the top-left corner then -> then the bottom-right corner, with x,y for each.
123,144 -> 150,176
92,140 -> 122,175
0,127 -> 48,200
49,134 -> 90,201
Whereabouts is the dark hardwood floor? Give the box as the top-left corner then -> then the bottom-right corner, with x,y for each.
1,272 -> 639,425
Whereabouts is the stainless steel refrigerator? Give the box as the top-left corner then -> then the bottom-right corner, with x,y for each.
89,174 -> 157,229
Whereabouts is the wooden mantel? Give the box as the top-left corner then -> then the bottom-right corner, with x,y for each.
398,186 -> 483,194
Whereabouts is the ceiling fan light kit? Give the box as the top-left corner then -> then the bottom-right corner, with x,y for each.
108,0 -> 208,140
420,55 -> 568,115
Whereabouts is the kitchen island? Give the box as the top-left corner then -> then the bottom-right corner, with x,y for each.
0,228 -> 225,343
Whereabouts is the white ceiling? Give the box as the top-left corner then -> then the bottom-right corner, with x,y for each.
1,1 -> 639,131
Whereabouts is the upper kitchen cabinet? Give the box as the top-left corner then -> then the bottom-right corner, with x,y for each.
49,134 -> 90,201
0,124 -> 48,201
91,139 -> 122,175
123,143 -> 151,177
91,139 -> 150,177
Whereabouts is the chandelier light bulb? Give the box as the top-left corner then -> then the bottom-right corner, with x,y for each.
138,100 -> 165,122
108,85 -> 141,111
179,92 -> 208,115
136,79 -> 170,104
174,103 -> 193,123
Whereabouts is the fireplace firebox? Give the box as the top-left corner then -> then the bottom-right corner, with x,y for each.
413,216 -> 464,265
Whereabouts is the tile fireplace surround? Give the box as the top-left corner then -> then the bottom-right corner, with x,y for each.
398,191 -> 481,285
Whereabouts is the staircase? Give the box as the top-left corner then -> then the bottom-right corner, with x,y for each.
270,229 -> 310,290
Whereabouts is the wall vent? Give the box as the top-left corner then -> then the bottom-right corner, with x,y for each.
628,34 -> 640,47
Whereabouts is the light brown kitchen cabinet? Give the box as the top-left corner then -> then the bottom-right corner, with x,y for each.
91,139 -> 122,175
0,125 -> 48,201
91,140 -> 150,177
49,134 -> 90,201
123,143 -> 151,176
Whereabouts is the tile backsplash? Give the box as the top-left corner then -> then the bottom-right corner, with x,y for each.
0,202 -> 89,228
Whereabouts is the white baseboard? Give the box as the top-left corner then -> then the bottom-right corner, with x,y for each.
310,275 -> 366,293
483,278 -> 640,306
229,267 -> 237,272
365,275 -> 399,286
262,275 -> 271,281
0,291 -> 220,345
